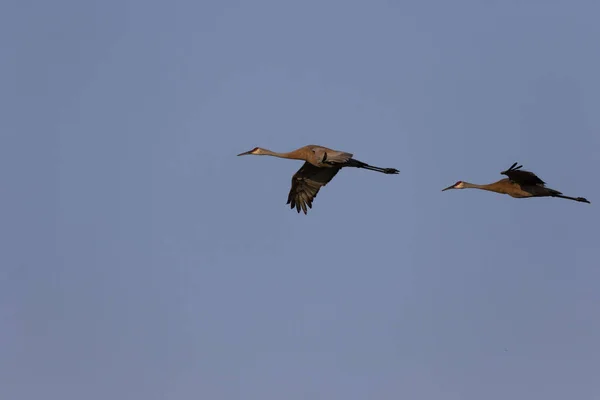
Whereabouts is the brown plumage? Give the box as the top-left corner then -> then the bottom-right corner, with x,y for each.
237,144 -> 399,214
442,162 -> 590,204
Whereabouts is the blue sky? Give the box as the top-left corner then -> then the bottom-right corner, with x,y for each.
1,0 -> 599,399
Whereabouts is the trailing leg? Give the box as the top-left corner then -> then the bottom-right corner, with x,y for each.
553,194 -> 591,204
347,159 -> 399,174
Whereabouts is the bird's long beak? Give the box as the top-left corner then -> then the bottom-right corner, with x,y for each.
237,150 -> 253,156
441,184 -> 455,192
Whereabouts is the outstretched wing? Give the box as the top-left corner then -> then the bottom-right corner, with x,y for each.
287,162 -> 341,214
501,162 -> 546,186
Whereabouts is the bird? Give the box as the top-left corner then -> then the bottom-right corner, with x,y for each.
442,162 -> 590,204
237,145 -> 400,214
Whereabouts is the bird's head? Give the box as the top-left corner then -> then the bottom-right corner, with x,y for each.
442,181 -> 465,191
237,147 -> 264,156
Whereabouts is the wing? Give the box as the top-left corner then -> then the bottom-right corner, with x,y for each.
287,162 -> 341,214
311,147 -> 353,165
322,150 -> 353,165
500,162 -> 546,186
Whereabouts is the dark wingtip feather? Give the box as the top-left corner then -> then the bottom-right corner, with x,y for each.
501,162 -> 523,175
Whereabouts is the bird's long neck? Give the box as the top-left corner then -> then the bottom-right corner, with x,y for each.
462,182 -> 497,192
259,148 -> 305,161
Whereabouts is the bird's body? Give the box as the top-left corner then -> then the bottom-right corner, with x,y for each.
237,145 -> 399,214
451,179 -> 548,198
442,162 -> 590,204
247,144 -> 353,168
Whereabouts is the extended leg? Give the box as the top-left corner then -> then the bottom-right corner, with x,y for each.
347,159 -> 399,174
553,194 -> 591,204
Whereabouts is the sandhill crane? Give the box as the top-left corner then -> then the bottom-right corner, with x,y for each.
237,145 -> 399,214
442,162 -> 590,204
